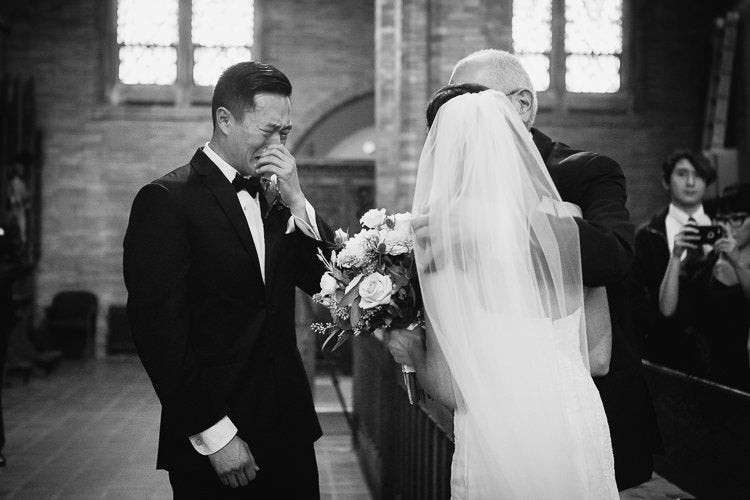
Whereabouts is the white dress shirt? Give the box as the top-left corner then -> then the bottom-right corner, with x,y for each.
665,203 -> 712,256
188,143 -> 320,455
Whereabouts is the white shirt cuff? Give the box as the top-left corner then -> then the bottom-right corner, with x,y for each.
286,199 -> 320,240
188,415 -> 238,455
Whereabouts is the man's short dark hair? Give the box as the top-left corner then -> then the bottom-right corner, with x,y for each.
426,82 -> 489,129
211,62 -> 292,128
661,150 -> 716,185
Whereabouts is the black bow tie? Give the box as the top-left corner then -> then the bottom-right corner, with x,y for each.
232,173 -> 263,197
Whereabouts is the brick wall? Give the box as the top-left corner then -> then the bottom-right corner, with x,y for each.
1,0 -> 745,354
374,0 -> 741,224
1,0 -> 374,354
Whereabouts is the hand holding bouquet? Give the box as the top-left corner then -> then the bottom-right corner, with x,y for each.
312,208 -> 424,403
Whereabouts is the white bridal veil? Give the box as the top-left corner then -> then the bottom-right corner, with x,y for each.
413,90 -> 613,498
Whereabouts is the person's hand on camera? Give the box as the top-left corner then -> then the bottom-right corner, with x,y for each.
387,327 -> 426,368
208,435 -> 259,488
672,224 -> 700,258
714,224 -> 740,266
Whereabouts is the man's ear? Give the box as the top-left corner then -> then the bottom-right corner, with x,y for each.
662,178 -> 671,193
215,107 -> 233,135
516,89 -> 534,124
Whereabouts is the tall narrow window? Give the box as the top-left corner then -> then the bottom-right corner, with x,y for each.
111,0 -> 255,105
513,0 -> 625,106
564,0 -> 622,93
512,0 -> 552,92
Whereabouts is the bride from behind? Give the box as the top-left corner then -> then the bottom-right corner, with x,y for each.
388,84 -> 618,499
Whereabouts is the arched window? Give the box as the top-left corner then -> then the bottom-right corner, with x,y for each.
513,0 -> 629,110
107,0 -> 256,105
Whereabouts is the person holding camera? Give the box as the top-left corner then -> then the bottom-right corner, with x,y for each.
696,185 -> 749,389
658,184 -> 750,389
630,151 -> 716,373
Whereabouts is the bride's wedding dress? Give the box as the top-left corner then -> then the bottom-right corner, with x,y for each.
413,90 -> 618,499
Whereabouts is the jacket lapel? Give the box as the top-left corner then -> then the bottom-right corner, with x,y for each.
190,149 -> 264,281
263,201 -> 291,286
531,128 -> 554,164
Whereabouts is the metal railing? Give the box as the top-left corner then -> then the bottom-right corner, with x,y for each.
352,335 -> 453,499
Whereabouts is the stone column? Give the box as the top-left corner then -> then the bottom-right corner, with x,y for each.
374,0 -> 513,212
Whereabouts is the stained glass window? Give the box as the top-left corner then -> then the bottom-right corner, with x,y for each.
192,0 -> 254,86
512,0 -> 552,91
565,0 -> 622,93
117,0 -> 178,84
512,0 -> 623,97
115,0 -> 254,92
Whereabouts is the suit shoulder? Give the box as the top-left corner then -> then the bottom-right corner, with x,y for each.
556,144 -> 621,175
132,163 -> 194,210
151,163 -> 193,192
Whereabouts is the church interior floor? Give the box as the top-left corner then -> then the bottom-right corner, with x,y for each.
0,357 -> 370,499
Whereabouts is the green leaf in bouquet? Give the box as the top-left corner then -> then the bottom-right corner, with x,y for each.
385,217 -> 395,229
331,330 -> 353,351
377,242 -> 387,255
350,299 -> 362,329
321,329 -> 340,351
339,283 -> 360,308
332,267 -> 346,282
335,316 -> 349,330
402,254 -> 413,268
391,272 -> 410,287
334,289 -> 345,302
389,300 -> 404,318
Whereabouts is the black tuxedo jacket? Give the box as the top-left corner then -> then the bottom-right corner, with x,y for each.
532,129 -> 663,490
124,148 -> 332,472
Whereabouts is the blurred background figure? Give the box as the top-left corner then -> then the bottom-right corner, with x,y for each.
0,212 -> 24,467
7,153 -> 32,245
630,150 -> 716,374
655,183 -> 750,391
693,184 -> 750,390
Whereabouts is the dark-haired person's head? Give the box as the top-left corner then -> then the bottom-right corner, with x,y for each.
210,62 -> 293,177
426,83 -> 489,129
715,183 -> 750,248
211,62 -> 292,130
661,150 -> 715,211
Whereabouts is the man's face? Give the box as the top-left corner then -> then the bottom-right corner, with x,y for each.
666,158 -> 706,210
225,92 -> 292,177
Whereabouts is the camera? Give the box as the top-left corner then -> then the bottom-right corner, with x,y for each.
695,225 -> 724,245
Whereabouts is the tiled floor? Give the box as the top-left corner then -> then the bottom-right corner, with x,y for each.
0,357 -> 370,499
0,357 -> 696,500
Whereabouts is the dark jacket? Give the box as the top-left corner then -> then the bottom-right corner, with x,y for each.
123,148 -> 332,472
532,129 -> 663,490
629,208 -> 712,375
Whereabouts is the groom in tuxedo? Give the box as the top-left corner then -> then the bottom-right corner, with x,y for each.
446,49 -> 663,490
124,62 -> 331,497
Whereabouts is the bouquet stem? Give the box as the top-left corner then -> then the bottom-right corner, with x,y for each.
401,364 -> 421,405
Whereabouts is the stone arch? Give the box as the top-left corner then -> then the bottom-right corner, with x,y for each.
292,89 -> 375,159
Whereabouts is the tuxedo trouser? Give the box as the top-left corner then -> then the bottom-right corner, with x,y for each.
168,440 -> 319,499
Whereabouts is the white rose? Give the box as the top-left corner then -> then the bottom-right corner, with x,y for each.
360,208 -> 387,229
337,229 -> 377,268
319,272 -> 338,297
392,212 -> 412,232
379,228 -> 412,255
379,213 -> 413,255
334,228 -> 349,246
358,272 -> 393,309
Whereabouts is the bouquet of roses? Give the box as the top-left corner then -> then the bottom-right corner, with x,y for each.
312,208 -> 424,403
